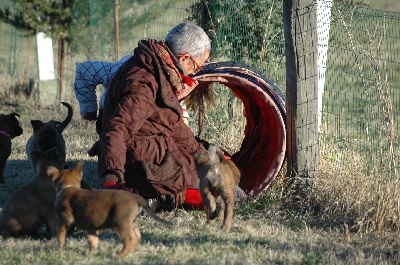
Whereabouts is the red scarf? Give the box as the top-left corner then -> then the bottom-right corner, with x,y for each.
153,41 -> 198,99
180,73 -> 197,87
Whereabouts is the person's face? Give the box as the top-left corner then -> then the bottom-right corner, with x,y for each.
179,51 -> 210,75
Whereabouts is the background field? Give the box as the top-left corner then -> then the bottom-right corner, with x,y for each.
369,0 -> 400,12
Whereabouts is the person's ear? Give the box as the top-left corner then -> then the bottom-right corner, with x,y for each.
179,54 -> 190,64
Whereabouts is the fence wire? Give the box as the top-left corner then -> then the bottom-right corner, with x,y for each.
0,0 -> 400,175
322,2 -> 400,174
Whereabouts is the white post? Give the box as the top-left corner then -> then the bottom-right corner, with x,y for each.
35,32 -> 57,105
317,0 -> 332,131
36,32 -> 55,81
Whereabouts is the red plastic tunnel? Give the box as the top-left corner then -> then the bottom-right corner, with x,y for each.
193,61 -> 286,199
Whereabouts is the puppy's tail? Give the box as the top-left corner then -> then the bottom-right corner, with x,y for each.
137,196 -> 173,226
57,102 -> 73,133
208,144 -> 224,165
206,144 -> 225,187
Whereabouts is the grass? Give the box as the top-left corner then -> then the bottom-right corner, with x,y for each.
1,86 -> 400,264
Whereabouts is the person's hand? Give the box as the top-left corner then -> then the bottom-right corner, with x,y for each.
81,111 -> 97,121
101,172 -> 124,189
100,181 -> 126,190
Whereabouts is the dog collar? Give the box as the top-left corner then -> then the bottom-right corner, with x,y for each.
0,130 -> 10,138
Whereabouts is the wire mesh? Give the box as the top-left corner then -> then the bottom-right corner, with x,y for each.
322,2 -> 400,174
0,0 -> 400,175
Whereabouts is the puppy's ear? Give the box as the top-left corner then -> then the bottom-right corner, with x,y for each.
4,114 -> 17,124
73,161 -> 84,181
31,120 -> 44,131
48,120 -> 61,129
75,161 -> 84,171
47,166 -> 60,181
0,114 -> 4,127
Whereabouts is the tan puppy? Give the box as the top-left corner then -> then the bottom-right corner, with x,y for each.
0,112 -> 23,183
0,147 -> 64,238
194,144 -> 241,231
47,162 -> 172,256
26,102 -> 72,175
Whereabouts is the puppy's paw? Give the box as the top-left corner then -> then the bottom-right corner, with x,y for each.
89,248 -> 98,255
206,218 -> 216,225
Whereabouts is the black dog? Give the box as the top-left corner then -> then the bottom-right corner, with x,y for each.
25,102 -> 72,175
0,112 -> 23,183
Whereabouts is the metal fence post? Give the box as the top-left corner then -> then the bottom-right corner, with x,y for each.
114,0 -> 120,62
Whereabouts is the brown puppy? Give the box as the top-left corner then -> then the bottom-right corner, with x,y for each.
25,101 -> 72,175
194,144 -> 241,231
0,112 -> 23,183
0,147 -> 64,238
47,162 -> 172,256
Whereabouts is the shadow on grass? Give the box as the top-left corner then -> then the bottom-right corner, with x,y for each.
1,159 -> 101,207
143,231 -> 271,247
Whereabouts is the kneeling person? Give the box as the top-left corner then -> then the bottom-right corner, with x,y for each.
98,21 -> 210,208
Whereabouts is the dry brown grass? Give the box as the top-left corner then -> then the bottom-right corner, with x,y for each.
303,138 -> 400,234
1,81 -> 400,263
0,76 -> 35,107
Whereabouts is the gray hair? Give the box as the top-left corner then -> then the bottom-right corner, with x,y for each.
165,21 -> 211,59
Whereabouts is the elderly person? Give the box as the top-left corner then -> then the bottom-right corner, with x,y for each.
98,21 -> 211,209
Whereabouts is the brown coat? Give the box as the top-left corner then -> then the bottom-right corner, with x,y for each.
98,39 -> 205,197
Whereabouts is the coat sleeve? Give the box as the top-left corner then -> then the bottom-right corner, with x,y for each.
99,72 -> 158,176
172,121 -> 206,156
